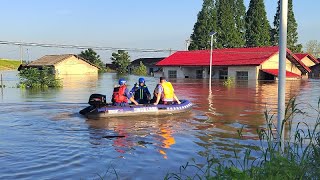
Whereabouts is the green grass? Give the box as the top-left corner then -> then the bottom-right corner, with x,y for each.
165,98 -> 320,180
0,59 -> 21,70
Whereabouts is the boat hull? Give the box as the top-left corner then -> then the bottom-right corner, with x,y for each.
80,100 -> 193,118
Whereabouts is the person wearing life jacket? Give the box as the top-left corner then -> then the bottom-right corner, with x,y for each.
153,77 -> 181,105
112,78 -> 139,106
130,77 -> 151,104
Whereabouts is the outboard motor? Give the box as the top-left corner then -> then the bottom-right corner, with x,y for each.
88,94 -> 107,107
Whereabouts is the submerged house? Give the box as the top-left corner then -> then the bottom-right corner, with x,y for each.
19,54 -> 99,75
294,53 -> 320,78
129,57 -> 165,75
156,46 -> 310,80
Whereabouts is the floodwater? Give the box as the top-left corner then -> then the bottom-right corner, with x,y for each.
0,71 -> 319,179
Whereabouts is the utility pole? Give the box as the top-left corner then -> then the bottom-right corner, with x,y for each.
277,0 -> 288,152
185,39 -> 191,50
19,45 -> 23,64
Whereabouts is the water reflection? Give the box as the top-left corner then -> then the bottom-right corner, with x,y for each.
0,71 -> 319,179
57,74 -> 99,89
85,114 -> 194,160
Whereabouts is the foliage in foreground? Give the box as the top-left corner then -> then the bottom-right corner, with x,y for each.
165,98 -> 320,180
132,61 -> 147,76
18,67 -> 62,88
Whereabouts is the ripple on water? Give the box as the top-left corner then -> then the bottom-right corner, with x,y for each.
0,74 -> 319,179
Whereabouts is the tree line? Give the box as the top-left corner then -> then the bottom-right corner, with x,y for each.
189,0 -> 302,53
78,48 -> 147,75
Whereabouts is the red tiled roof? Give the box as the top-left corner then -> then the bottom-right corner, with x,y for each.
261,69 -> 301,78
157,46 -> 279,66
157,46 -> 310,73
294,53 -> 320,64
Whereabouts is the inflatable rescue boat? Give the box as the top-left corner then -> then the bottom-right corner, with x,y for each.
79,94 -> 193,118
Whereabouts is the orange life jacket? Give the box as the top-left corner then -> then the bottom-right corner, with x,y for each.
112,85 -> 128,103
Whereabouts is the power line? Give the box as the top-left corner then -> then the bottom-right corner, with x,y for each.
0,40 -> 178,53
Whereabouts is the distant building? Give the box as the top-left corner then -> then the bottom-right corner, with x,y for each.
105,63 -> 117,71
129,57 -> 165,75
294,53 -> 320,78
156,46 -> 311,80
19,54 -> 99,75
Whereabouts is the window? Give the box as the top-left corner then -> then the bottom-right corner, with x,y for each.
219,69 -> 228,79
168,70 -> 177,78
196,70 -> 203,78
236,71 -> 249,80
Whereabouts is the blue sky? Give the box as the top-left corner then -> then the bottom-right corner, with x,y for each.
0,0 -> 319,62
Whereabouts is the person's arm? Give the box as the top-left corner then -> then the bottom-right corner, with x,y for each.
153,93 -> 161,105
125,88 -> 139,105
173,94 -> 181,104
145,87 -> 151,100
130,96 -> 139,105
153,85 -> 162,105
130,83 -> 137,94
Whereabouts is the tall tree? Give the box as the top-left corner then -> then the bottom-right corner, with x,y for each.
273,0 -> 302,52
111,50 -> 131,74
216,0 -> 245,48
245,0 -> 271,47
189,0 -> 217,50
305,40 -> 320,58
79,48 -> 104,69
233,0 -> 246,46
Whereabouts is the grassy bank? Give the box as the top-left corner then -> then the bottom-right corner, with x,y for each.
0,59 -> 21,70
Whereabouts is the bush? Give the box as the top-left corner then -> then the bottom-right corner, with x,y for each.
132,61 -> 147,76
18,67 -> 62,88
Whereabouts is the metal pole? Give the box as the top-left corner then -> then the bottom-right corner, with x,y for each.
209,34 -> 214,92
20,45 -> 23,64
0,74 -> 3,88
277,0 -> 288,152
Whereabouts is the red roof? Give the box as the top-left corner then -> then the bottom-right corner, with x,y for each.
294,53 -> 320,64
157,46 -> 310,73
158,46 -> 279,66
261,69 -> 301,78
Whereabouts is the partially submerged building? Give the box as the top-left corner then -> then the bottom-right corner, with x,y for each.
156,46 -> 311,80
129,57 -> 165,75
19,54 -> 99,75
294,53 -> 320,78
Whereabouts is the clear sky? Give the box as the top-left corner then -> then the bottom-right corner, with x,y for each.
0,0 -> 319,62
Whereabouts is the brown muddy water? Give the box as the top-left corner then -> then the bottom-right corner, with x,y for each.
0,71 -> 319,179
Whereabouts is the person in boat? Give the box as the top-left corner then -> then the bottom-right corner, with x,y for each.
112,78 -> 139,106
153,77 -> 181,105
130,77 -> 151,104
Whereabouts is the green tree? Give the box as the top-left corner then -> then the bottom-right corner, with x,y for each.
189,0 -> 217,50
79,48 -> 105,70
245,0 -> 271,47
305,40 -> 320,58
111,50 -> 131,74
19,67 -> 62,88
132,61 -> 147,76
272,0 -> 302,52
216,0 -> 245,48
233,0 -> 246,46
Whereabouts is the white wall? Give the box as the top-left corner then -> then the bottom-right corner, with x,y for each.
163,66 -> 207,78
228,66 -> 258,80
162,66 -> 259,80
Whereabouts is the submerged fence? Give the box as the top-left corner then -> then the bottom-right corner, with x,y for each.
0,72 -> 20,88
